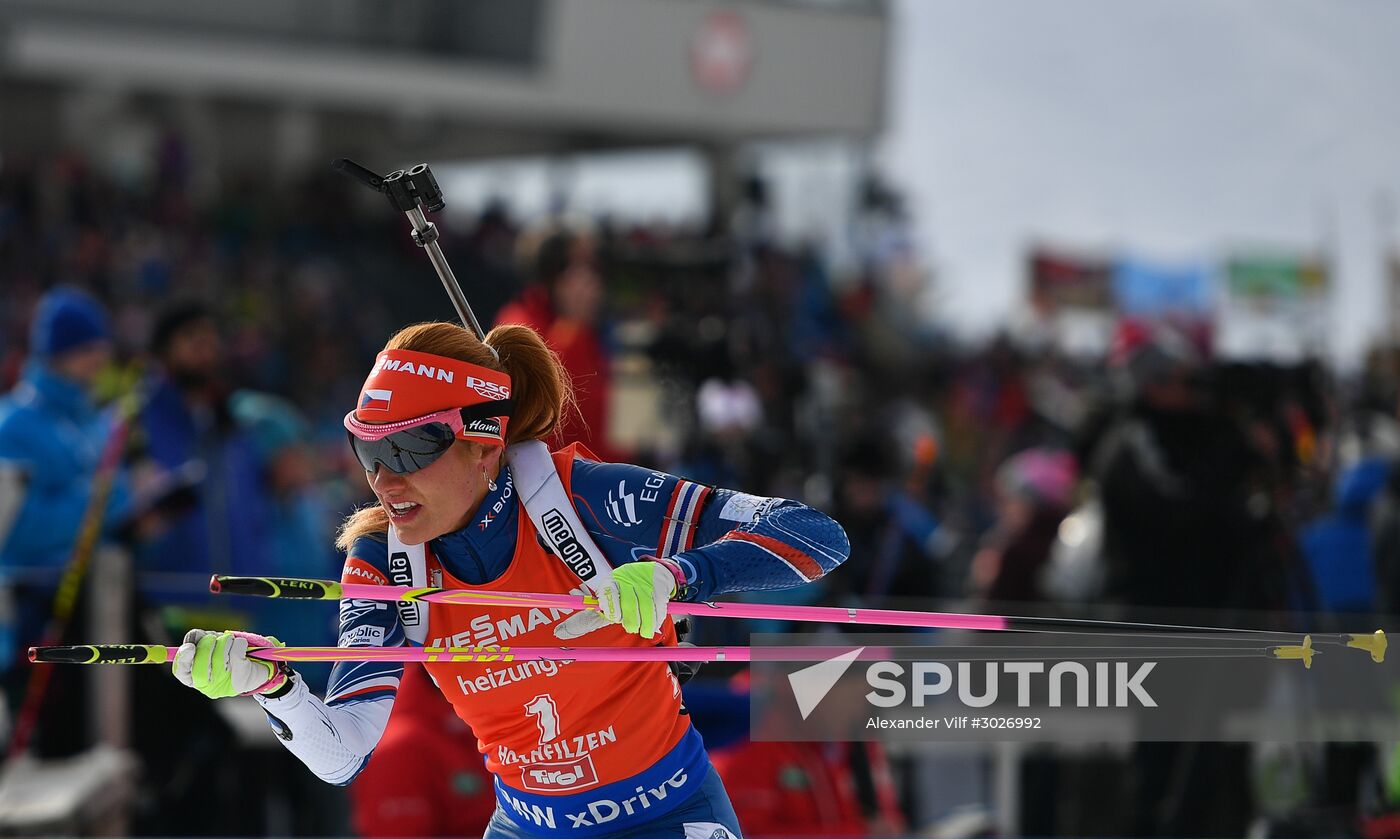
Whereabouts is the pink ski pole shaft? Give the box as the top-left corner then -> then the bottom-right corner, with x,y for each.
31,643 -> 886,665
210,575 -> 1311,638
29,642 -> 1303,667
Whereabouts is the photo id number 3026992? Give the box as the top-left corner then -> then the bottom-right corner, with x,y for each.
968,717 -> 1041,729
864,716 -> 1044,730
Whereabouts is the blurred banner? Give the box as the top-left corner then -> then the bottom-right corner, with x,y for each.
1028,247 -> 1113,313
1217,252 -> 1330,358
1110,257 -> 1213,316
1225,253 -> 1329,301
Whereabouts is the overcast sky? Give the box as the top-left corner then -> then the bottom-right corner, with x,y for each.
880,0 -> 1400,364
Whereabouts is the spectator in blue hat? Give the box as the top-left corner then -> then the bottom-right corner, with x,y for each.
0,286 -> 132,671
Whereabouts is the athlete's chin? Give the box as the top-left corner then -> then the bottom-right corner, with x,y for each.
392,520 -> 440,546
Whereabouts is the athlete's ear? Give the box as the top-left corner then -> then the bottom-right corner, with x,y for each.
482,443 -> 505,477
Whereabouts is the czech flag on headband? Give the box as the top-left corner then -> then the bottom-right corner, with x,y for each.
360,389 -> 393,412
350,349 -> 514,446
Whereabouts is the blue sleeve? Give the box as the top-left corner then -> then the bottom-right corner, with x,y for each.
0,461 -> 96,564
324,534 -> 406,708
252,531 -> 400,787
568,458 -> 849,601
0,414 -> 131,570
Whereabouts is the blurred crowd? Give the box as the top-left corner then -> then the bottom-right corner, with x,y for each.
2,140 -> 1400,837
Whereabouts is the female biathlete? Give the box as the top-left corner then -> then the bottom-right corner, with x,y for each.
171,321 -> 850,838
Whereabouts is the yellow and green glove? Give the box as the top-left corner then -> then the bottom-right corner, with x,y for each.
172,629 -> 289,699
554,558 -> 685,640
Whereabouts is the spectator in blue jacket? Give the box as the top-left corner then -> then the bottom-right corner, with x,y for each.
1301,456 -> 1388,614
0,287 -> 131,669
135,301 -> 271,608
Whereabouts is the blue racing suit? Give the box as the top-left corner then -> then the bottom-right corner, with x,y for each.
253,454 -> 851,838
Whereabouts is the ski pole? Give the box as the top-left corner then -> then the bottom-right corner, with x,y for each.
30,639 -> 1326,667
207,574 -> 1386,663
332,159 -> 483,338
